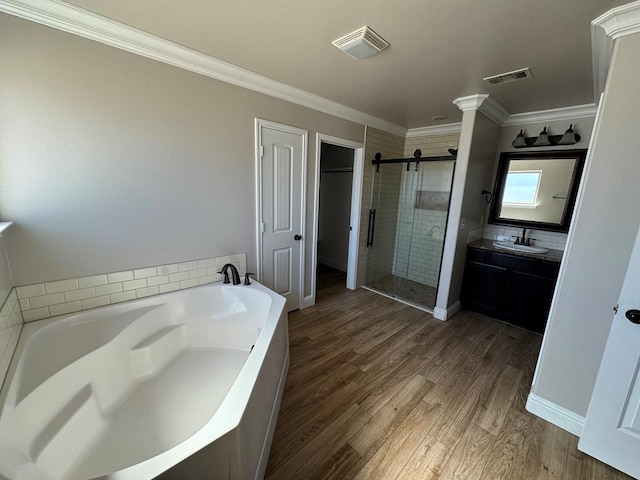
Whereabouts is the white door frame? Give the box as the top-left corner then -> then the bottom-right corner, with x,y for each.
305,133 -> 364,308
255,118 -> 308,310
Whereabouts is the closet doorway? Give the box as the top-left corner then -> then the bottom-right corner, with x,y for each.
308,135 -> 364,307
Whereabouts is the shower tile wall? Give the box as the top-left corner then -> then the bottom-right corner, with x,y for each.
404,133 -> 460,158
357,128 -> 405,286
393,161 -> 455,287
394,133 -> 460,287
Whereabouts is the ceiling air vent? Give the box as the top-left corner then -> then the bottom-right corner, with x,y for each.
483,67 -> 534,86
332,27 -> 389,60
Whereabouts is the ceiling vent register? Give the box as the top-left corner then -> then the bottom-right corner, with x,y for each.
332,27 -> 389,60
483,67 -> 534,85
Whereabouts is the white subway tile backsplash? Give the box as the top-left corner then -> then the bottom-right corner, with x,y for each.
17,253 -> 247,322
45,278 -> 79,294
81,296 -> 110,310
180,279 -> 199,289
95,283 -> 123,296
0,289 -> 23,388
107,271 -> 134,283
133,267 -> 158,279
64,287 -> 95,302
482,225 -> 567,251
136,286 -> 159,298
169,272 -> 189,283
146,275 -> 169,287
198,275 -> 218,285
189,268 -> 208,279
16,284 -> 45,299
157,264 -> 179,275
122,279 -> 147,291
111,290 -> 136,304
50,301 -> 82,317
159,282 -> 180,294
30,293 -> 65,309
78,274 -> 108,288
197,258 -> 216,269
23,307 -> 50,322
178,261 -> 198,272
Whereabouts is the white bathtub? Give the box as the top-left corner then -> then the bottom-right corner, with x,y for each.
0,281 -> 289,480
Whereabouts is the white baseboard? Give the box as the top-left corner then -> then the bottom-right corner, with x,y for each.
433,300 -> 461,321
301,295 -> 315,309
317,257 -> 347,272
526,394 -> 585,437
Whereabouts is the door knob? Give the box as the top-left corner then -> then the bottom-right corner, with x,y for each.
626,309 -> 640,324
294,234 -> 302,241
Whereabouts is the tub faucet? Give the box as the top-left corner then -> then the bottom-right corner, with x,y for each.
219,263 -> 241,285
429,225 -> 440,237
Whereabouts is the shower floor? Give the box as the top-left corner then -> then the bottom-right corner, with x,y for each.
365,274 -> 437,310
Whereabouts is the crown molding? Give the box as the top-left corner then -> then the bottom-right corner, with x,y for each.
409,100 -> 597,134
453,94 -> 490,112
503,103 -> 598,126
452,94 -> 509,126
477,95 -> 510,126
0,0 -> 407,137
591,1 -> 640,103
406,122 -> 462,137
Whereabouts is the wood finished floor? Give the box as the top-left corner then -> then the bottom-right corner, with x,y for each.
265,266 -> 632,480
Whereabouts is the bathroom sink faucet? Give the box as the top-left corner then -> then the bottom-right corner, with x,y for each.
518,228 -> 527,245
219,263 -> 241,285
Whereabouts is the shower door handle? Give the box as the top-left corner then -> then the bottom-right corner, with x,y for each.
367,209 -> 376,247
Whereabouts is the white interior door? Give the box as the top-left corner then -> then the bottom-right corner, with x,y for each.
579,224 -> 640,478
257,121 -> 306,312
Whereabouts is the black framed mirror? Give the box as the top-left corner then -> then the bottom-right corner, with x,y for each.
488,149 -> 587,233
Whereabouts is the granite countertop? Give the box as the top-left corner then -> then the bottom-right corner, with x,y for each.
468,238 -> 564,263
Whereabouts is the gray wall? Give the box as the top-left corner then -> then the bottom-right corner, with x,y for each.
0,237 -> 11,306
531,33 -> 640,416
0,14 -> 365,291
451,112 -> 501,306
436,108 -> 500,315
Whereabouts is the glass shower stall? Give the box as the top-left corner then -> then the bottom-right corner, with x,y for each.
364,154 -> 456,311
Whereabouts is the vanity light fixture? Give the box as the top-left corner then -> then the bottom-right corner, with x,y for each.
332,27 -> 389,60
533,127 -> 551,146
512,129 -> 527,148
557,124 -> 577,145
511,125 -> 581,148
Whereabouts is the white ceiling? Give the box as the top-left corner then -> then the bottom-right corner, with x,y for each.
64,0 -> 626,129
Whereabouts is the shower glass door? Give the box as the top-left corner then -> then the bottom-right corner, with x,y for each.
365,159 -> 455,311
389,165 -> 420,301
365,163 -> 403,293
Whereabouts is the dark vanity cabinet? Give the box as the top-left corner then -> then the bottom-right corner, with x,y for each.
461,247 -> 560,333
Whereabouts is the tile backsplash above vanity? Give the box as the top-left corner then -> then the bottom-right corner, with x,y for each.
483,225 -> 567,251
